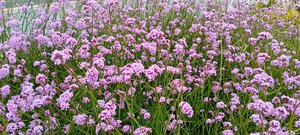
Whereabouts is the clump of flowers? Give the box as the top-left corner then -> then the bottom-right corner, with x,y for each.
179,101 -> 194,118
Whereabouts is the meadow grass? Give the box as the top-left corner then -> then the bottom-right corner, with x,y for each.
5,0 -> 44,7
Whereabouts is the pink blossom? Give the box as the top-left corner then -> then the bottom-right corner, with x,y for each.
179,101 -> 194,118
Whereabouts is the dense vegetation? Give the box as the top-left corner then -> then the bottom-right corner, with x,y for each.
1,0 -> 300,135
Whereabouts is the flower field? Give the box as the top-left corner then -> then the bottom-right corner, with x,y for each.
1,0 -> 300,135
